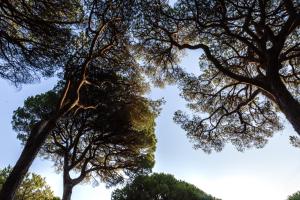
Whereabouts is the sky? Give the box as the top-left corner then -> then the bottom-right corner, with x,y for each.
1,50 -> 300,200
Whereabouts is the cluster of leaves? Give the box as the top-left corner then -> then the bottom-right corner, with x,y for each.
111,173 -> 220,200
0,167 -> 59,200
174,72 -> 281,152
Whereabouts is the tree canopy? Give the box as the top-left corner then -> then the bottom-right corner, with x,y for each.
0,167 -> 59,200
111,173 -> 220,200
13,23 -> 159,199
0,0 -> 82,85
134,0 -> 300,152
0,1 -> 146,199
1,0 -> 300,199
12,53 -> 159,199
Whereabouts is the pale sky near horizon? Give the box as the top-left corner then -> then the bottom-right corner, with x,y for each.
1,49 -> 300,200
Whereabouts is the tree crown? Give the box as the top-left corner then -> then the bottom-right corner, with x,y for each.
133,0 -> 300,152
0,166 -> 59,200
111,173 -> 220,200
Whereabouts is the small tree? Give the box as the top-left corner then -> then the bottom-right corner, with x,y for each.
111,173 -> 220,200
0,167 -> 59,200
287,191 -> 300,200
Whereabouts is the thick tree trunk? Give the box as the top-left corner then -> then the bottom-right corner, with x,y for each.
270,77 -> 300,135
62,183 -> 74,200
0,118 -> 58,200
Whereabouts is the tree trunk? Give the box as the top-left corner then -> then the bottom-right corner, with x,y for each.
0,118 -> 58,200
62,183 -> 74,200
62,167 -> 75,200
270,77 -> 300,135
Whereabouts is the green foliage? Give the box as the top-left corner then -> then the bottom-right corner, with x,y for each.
12,90 -> 59,143
288,191 -> 300,200
111,173 -> 220,200
7,1 -> 161,198
12,71 -> 159,187
0,167 -> 59,200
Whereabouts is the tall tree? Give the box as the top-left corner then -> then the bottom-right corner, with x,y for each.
12,73 -> 158,200
134,0 -> 300,152
0,1 -> 141,199
0,0 -> 81,85
0,167 -> 59,200
111,173 -> 220,200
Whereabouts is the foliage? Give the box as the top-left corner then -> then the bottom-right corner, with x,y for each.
134,0 -> 300,152
12,68 -> 159,197
0,166 -> 59,200
111,173 -> 220,200
14,82 -> 158,185
13,90 -> 59,140
1,1 -> 157,199
287,191 -> 300,200
0,0 -> 82,85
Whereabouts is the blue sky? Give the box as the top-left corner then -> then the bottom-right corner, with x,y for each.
1,50 -> 300,200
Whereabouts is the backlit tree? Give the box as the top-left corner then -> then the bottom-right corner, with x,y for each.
134,0 -> 300,152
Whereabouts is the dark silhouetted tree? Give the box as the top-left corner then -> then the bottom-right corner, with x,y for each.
134,0 -> 300,152
0,0 -> 81,85
0,167 -> 60,200
111,173 -> 220,200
